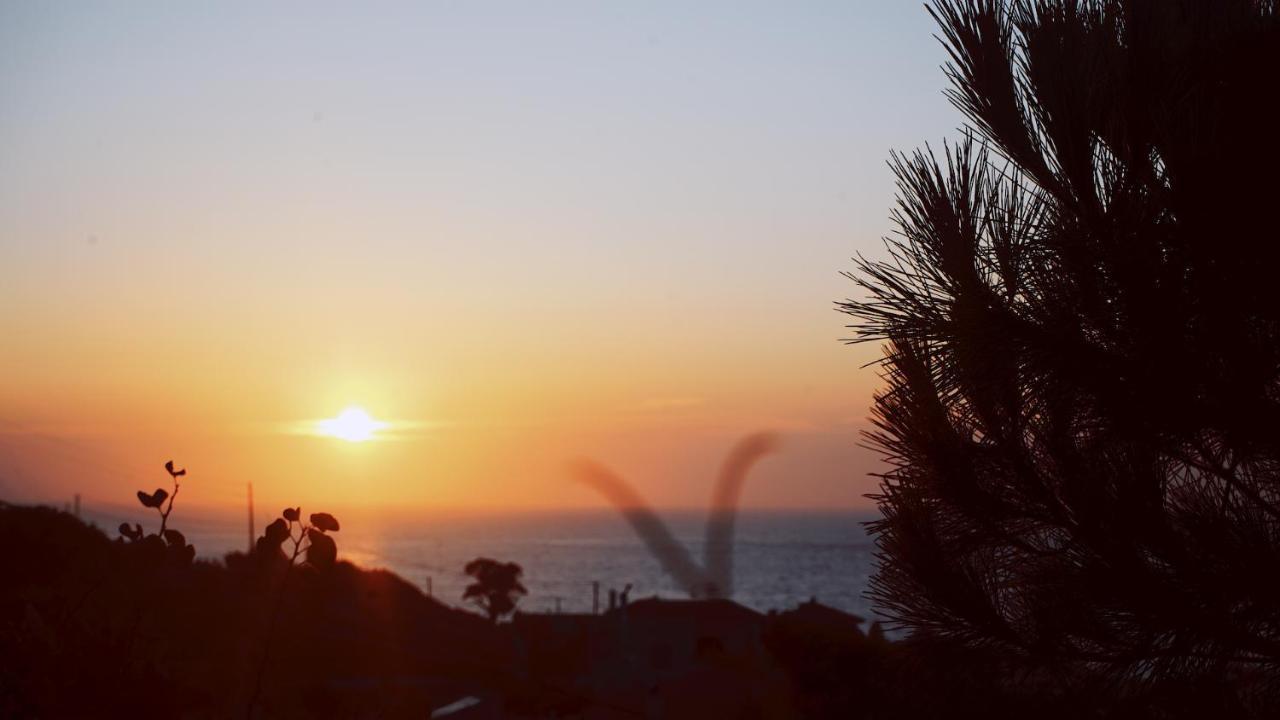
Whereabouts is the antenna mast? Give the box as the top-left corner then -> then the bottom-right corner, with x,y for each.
247,482 -> 255,553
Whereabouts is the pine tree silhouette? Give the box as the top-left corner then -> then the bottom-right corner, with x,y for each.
840,0 -> 1280,700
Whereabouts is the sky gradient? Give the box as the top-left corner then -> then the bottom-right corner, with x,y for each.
0,1 -> 957,515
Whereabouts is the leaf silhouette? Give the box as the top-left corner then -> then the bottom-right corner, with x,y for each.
309,512 -> 339,532
137,488 -> 169,509
138,533 -> 166,558
306,528 -> 337,570
255,518 -> 289,557
162,529 -> 186,548
166,540 -> 195,566
164,460 -> 186,477
264,518 -> 289,545
282,507 -> 300,522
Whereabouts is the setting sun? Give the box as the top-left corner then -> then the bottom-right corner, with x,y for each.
316,406 -> 387,442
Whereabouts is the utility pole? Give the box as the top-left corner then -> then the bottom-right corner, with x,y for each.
426,576 -> 433,597
247,482 -> 255,554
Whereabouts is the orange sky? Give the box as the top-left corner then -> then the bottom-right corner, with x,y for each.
0,1 -> 954,515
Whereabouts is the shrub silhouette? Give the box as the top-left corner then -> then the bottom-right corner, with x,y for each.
462,558 -> 527,623
840,0 -> 1280,709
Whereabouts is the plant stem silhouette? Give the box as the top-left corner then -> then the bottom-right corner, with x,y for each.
156,460 -> 185,536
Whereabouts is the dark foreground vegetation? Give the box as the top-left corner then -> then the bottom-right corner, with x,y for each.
841,0 -> 1280,716
0,502 -> 506,718
1,500 -> 1270,718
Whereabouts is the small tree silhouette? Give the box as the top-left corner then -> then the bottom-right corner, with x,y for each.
840,0 -> 1280,704
462,558 -> 527,623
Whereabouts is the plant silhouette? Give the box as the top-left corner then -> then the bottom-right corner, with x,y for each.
247,505 -> 341,718
573,432 -> 779,599
118,459 -> 195,565
2,501 -> 515,717
463,557 -> 527,623
840,0 -> 1280,703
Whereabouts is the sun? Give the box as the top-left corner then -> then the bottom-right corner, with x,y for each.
316,406 -> 388,442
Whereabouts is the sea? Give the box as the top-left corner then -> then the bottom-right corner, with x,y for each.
82,507 -> 883,621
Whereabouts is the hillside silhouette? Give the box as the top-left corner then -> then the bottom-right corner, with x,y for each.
0,502 -> 507,717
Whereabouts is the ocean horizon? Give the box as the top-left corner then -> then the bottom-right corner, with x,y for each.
76,504 -> 882,620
